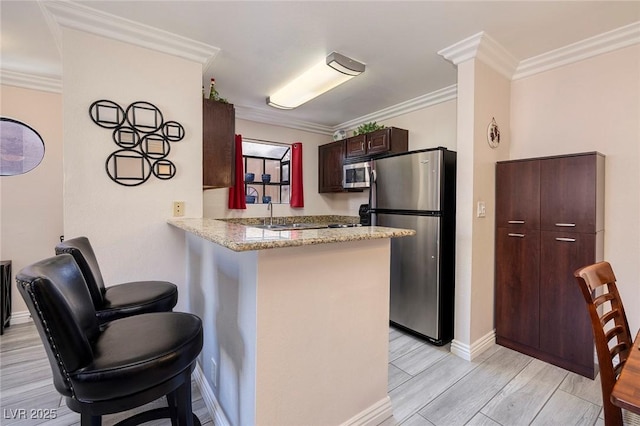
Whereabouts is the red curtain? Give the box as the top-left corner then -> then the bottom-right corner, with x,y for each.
228,134 -> 247,209
290,142 -> 304,208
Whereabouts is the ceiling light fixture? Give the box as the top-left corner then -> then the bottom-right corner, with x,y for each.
267,52 -> 365,110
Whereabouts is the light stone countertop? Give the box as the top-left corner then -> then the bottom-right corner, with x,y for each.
168,216 -> 415,252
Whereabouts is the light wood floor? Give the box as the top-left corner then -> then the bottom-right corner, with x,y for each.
2,321 -> 639,425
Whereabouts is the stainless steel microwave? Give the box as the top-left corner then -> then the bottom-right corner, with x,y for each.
343,161 -> 371,189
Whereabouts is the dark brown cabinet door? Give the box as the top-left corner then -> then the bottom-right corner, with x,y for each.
203,99 -> 235,188
366,129 -> 391,155
539,231 -> 596,378
495,228 -> 540,349
345,135 -> 366,158
345,127 -> 408,159
318,141 -> 345,193
495,160 -> 540,229
540,154 -> 598,233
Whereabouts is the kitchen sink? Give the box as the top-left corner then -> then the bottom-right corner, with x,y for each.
250,223 -> 328,231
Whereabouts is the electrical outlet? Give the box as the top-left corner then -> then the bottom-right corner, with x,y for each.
173,201 -> 184,217
210,358 -> 217,387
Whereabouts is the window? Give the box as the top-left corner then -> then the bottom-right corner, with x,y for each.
243,139 -> 291,204
0,117 -> 45,176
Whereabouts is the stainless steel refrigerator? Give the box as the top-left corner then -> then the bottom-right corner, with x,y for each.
370,147 -> 456,345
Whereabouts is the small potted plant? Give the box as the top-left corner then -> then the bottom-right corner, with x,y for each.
353,122 -> 385,136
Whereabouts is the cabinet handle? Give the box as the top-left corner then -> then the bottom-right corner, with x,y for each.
361,142 -> 364,151
508,233 -> 525,238
555,223 -> 576,227
368,141 -> 371,149
508,220 -> 525,224
555,237 -> 576,242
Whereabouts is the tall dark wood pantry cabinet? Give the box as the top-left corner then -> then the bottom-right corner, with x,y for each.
495,152 -> 604,379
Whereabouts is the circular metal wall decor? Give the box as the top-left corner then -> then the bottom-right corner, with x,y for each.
140,133 -> 171,160
162,121 -> 185,142
152,159 -> 176,180
89,100 -> 126,129
125,101 -> 163,134
487,117 -> 501,149
105,149 -> 152,186
112,126 -> 141,149
89,100 -> 184,186
0,117 -> 46,176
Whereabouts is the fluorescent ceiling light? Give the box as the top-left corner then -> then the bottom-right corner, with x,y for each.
267,52 -> 365,110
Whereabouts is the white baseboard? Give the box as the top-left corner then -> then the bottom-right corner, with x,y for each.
10,311 -> 32,325
451,329 -> 496,361
340,396 -> 393,426
194,361 -> 392,426
193,362 -> 230,426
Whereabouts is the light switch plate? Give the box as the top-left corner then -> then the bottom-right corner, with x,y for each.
477,201 -> 486,218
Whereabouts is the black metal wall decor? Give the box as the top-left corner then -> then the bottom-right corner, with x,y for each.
89,100 -> 184,186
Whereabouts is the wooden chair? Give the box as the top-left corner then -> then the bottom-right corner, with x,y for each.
574,261 -> 632,426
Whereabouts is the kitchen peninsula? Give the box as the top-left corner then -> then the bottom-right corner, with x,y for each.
169,217 -> 414,426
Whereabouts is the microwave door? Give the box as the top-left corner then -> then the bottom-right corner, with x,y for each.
343,162 -> 371,189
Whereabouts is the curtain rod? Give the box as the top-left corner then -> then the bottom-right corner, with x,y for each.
243,137 -> 291,147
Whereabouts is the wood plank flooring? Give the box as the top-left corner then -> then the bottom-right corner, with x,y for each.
2,322 -> 640,425
383,327 -> 640,426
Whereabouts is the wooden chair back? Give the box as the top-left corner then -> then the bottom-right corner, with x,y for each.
574,261 -> 632,426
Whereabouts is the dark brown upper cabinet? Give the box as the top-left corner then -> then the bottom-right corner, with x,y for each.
345,127 -> 408,160
203,99 -> 235,189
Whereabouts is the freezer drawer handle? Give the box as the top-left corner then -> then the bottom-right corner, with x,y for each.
555,223 -> 576,227
508,220 -> 525,224
508,233 -> 525,238
555,237 -> 576,242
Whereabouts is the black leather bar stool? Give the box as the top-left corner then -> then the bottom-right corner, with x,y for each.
55,236 -> 178,323
17,254 -> 203,426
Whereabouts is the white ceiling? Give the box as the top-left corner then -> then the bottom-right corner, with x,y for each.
2,1 -> 639,133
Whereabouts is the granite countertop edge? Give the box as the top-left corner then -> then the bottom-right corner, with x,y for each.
168,216 -> 415,252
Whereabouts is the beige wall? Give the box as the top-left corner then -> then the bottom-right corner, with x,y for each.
380,99 -> 457,152
61,28 -> 203,313
510,44 -> 640,333
453,59 -> 511,354
0,85 -> 63,316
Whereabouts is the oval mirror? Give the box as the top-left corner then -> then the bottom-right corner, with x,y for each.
0,117 -> 45,176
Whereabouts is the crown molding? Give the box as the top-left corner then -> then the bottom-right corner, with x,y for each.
513,21 -> 640,80
336,85 -> 457,132
437,32 -> 519,79
40,0 -> 220,66
235,105 -> 334,136
0,69 -> 62,93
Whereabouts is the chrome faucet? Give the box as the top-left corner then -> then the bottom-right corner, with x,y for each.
267,201 -> 273,225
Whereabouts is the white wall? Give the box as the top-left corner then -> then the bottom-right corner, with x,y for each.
510,44 -> 640,333
61,28 -> 203,312
0,85 -> 63,317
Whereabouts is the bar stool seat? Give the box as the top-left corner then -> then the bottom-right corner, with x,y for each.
56,236 -> 177,323
17,254 -> 203,425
